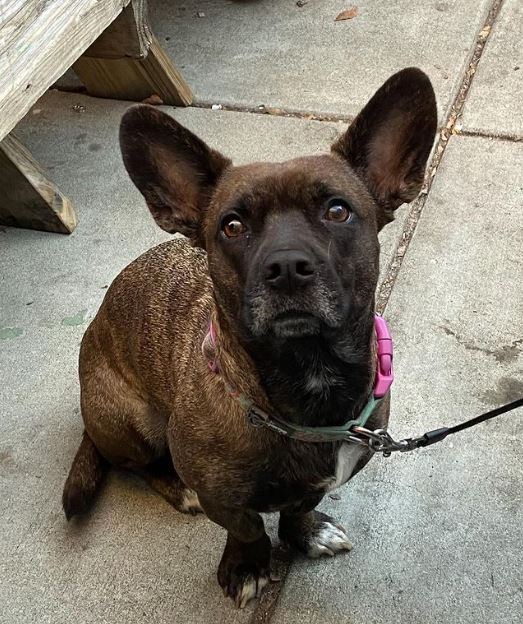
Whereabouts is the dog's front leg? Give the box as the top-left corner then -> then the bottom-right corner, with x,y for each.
199,497 -> 271,608
279,497 -> 353,558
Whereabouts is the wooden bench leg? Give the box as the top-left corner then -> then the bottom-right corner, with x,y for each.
73,0 -> 193,106
0,135 -> 77,234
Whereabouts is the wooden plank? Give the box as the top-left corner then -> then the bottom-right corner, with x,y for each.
74,34 -> 193,106
0,134 -> 77,234
83,0 -> 151,59
0,0 -> 131,142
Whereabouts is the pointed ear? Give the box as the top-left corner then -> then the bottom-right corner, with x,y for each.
332,68 -> 437,227
119,105 -> 231,245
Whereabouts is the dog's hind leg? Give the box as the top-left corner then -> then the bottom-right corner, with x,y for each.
81,400 -> 202,515
132,455 -> 203,515
66,350 -> 199,517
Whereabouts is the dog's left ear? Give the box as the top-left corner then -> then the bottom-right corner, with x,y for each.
332,68 -> 437,228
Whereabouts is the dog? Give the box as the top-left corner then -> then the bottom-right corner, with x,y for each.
62,67 -> 437,608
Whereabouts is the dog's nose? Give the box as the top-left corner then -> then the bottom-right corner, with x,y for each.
263,250 -> 316,291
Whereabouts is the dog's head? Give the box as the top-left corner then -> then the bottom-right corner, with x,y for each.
120,69 -> 436,344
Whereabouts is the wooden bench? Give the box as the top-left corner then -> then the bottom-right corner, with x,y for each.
0,0 -> 192,234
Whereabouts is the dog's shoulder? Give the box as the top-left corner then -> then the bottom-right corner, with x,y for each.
108,238 -> 210,303
127,237 -> 208,280
91,237 -> 212,346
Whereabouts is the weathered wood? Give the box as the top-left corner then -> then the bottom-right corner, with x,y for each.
0,0 -> 133,142
84,0 -> 151,59
0,0 -> 192,235
74,35 -> 193,106
0,134 -> 77,234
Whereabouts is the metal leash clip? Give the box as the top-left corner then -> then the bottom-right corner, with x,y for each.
247,408 -> 266,428
350,426 -> 415,457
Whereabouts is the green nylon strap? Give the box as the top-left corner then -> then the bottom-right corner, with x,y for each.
223,379 -> 382,443
298,395 -> 383,437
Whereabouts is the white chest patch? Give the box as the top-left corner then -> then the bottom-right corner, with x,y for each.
324,443 -> 364,492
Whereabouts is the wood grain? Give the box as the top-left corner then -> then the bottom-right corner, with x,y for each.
0,0 -> 131,141
0,133 -> 77,234
74,35 -> 193,106
84,0 -> 151,59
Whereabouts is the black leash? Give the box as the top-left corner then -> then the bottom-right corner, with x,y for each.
350,397 -> 523,457
408,397 -> 523,448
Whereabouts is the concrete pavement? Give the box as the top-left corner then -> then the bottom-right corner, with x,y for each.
1,1 -> 522,623
150,0 -> 492,120
461,0 -> 523,137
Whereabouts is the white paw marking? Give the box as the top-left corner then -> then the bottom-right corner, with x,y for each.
179,489 -> 203,514
236,574 -> 269,609
306,521 -> 353,558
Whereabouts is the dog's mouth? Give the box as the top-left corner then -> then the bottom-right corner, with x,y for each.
244,278 -> 344,339
271,311 -> 321,338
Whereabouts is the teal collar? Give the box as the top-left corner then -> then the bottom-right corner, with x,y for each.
241,393 -> 384,443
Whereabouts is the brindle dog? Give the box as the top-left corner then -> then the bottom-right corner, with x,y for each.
62,68 -> 437,608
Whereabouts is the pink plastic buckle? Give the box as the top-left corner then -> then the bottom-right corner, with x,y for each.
373,315 -> 394,398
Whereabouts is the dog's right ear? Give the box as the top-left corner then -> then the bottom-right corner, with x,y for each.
119,105 -> 231,245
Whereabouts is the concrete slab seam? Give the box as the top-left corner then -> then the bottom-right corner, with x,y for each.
249,547 -> 293,624
376,0 -> 506,315
191,100 -> 354,124
459,128 -> 523,143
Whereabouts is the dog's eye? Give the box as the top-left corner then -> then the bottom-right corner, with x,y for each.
325,201 -> 352,223
222,217 -> 247,238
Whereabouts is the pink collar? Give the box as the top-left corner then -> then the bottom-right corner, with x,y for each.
373,314 -> 394,398
203,314 -> 393,399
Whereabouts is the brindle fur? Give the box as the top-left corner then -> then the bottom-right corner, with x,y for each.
62,68 -> 437,608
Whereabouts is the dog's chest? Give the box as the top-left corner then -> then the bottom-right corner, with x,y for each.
323,442 -> 364,491
249,441 -> 364,511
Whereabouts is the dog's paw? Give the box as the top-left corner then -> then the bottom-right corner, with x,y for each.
305,520 -> 353,558
218,533 -> 272,609
279,510 -> 353,558
178,488 -> 204,515
227,572 -> 270,609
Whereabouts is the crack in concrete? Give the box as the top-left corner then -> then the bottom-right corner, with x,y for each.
191,100 -> 523,146
459,128 -> 523,143
440,324 -> 523,364
190,104 -> 523,146
192,100 -> 352,123
376,0 -> 506,315
250,546 -> 294,624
